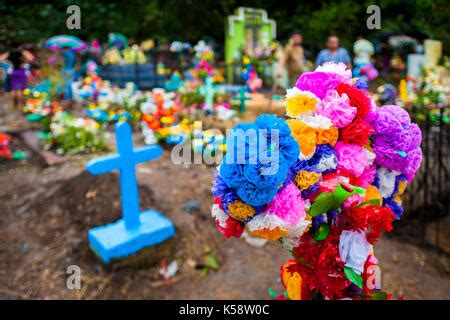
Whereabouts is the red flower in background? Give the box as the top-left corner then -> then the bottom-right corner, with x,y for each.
0,132 -> 12,160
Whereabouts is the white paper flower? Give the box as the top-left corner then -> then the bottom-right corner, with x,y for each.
339,230 -> 371,275
377,167 -> 399,198
211,203 -> 228,228
315,62 -> 352,83
297,114 -> 332,129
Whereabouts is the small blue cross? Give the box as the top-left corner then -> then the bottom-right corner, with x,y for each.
232,86 -> 251,113
200,76 -> 214,111
86,121 -> 175,263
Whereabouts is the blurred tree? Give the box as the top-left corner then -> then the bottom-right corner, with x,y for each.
0,0 -> 448,53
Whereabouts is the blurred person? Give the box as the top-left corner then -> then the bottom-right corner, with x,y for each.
315,35 -> 351,69
353,35 -> 378,82
277,31 -> 305,87
353,35 -> 374,72
0,43 -> 34,109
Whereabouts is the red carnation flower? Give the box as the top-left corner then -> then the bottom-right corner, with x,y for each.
339,204 -> 396,244
216,215 -> 244,238
292,228 -> 351,299
323,168 -> 358,187
336,83 -> 371,119
339,119 -> 375,146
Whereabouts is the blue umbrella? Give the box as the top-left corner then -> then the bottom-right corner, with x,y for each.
46,35 -> 87,51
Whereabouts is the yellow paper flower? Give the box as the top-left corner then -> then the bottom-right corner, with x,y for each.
363,185 -> 382,204
286,272 -> 302,300
281,260 -> 303,300
304,214 -> 312,233
287,119 -> 316,157
393,195 -> 403,205
397,180 -> 407,196
228,199 -> 255,221
285,89 -> 319,118
295,170 -> 321,190
316,126 -> 338,146
250,227 -> 287,241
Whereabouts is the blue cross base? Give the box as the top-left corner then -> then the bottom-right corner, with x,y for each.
88,210 -> 175,263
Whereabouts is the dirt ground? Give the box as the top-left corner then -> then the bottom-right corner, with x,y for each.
0,95 -> 449,300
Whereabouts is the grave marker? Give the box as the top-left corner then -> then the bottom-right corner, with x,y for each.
86,121 -> 175,263
232,86 -> 251,113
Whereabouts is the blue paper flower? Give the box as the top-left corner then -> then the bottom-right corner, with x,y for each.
384,198 -> 404,220
236,182 -> 279,207
219,163 -> 245,188
308,144 -> 338,173
219,114 -> 300,206
211,169 -> 230,198
254,114 -> 291,138
221,189 -> 238,214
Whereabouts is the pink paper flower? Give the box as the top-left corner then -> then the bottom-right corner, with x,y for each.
316,90 -> 357,128
335,142 -> 368,177
267,182 -> 305,224
296,71 -> 341,99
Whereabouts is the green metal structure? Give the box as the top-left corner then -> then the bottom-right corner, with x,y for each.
225,7 -> 276,82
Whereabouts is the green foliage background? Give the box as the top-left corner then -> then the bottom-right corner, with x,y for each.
1,0 -> 448,52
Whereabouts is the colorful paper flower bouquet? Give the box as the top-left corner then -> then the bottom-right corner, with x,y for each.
211,62 -> 422,300
140,89 -> 181,144
48,111 -> 108,155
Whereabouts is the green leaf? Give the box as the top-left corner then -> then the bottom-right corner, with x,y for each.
199,267 -> 208,278
357,199 -> 381,208
267,288 -> 277,299
344,266 -> 363,289
309,184 -> 365,217
366,290 -> 388,300
204,253 -> 220,270
313,224 -> 330,241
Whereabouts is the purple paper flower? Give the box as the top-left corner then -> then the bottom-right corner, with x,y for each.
371,105 -> 423,180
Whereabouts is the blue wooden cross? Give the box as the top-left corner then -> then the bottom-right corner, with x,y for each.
232,86 -> 251,113
86,121 -> 175,263
199,76 -> 214,111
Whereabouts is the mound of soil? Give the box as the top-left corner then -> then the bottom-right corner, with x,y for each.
0,170 -> 219,299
